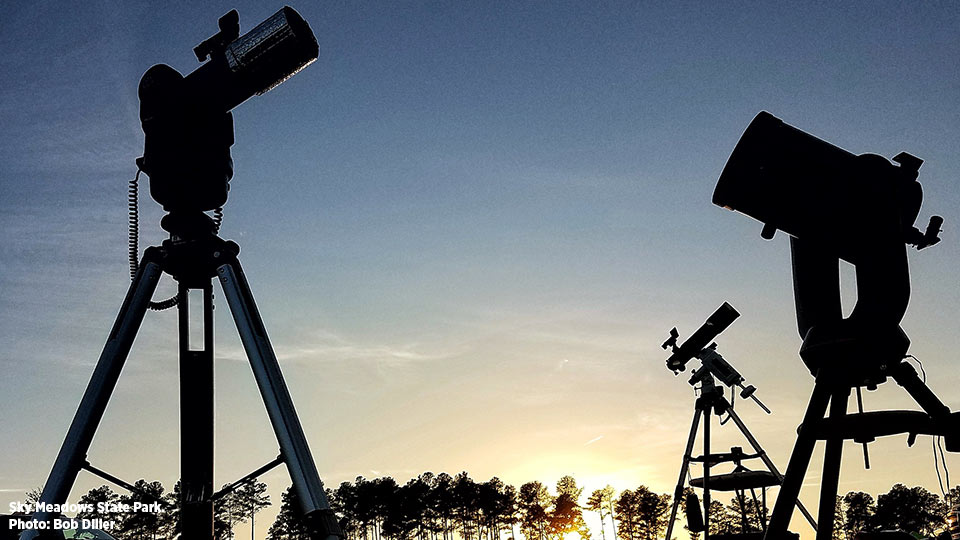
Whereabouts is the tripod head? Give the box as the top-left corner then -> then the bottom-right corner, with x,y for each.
690,347 -> 770,414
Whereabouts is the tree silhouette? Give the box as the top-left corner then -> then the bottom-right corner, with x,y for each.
477,477 -> 513,540
116,479 -> 165,540
383,478 -> 426,540
615,488 -> 669,540
223,480 -> 271,540
354,476 -> 378,540
704,499 -> 729,535
430,473 -> 456,540
724,491 -> 763,533
63,475 -> 957,540
548,476 -> 590,540
602,487 -> 617,540
331,481 -> 361,540
415,472 -> 440,540
374,477 -> 401,540
452,472 -> 480,540
584,488 -> 611,540
24,487 -> 43,506
267,486 -> 310,540
499,484 -> 520,540
873,484 -> 946,537
613,489 -> 637,540
160,481 -> 182,539
831,496 -> 843,540
77,485 -> 120,523
518,481 -> 552,540
840,491 -> 874,540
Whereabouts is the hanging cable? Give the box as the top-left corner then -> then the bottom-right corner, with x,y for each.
213,206 -> 223,233
939,435 -> 951,503
128,169 -> 141,280
935,435 -> 948,499
906,354 -> 926,382
128,163 -> 178,310
910,352 -> 953,503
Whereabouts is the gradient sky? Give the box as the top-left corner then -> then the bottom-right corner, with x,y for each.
2,1 -> 959,538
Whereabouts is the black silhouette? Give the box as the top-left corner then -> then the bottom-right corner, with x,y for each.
713,111 -> 959,540
23,8 -> 334,540
661,303 -> 814,539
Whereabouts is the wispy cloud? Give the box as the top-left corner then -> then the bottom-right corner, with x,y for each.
217,328 -> 469,366
584,435 -> 604,446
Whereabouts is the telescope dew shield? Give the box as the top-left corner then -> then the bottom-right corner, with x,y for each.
187,6 -> 320,113
712,111 -> 924,265
666,302 -> 740,372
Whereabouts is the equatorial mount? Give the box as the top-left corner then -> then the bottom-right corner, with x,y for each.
663,302 -> 770,414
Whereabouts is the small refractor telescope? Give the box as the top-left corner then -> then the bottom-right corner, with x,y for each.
663,302 -> 769,413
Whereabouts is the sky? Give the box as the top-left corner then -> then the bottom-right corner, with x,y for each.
1,1 -> 959,538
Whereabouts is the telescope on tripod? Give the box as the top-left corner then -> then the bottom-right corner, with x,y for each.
713,111 -> 960,540
23,8 -> 341,540
661,303 -> 815,540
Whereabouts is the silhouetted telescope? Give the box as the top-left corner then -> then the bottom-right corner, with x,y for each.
713,111 -> 942,342
712,111 -> 955,540
663,302 -> 740,372
138,7 -> 319,215
713,111 -> 941,262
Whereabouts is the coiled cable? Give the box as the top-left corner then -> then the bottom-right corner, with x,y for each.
128,163 -> 224,310
128,163 -> 178,311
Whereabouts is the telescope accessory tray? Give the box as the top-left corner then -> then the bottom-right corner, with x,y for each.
689,469 -> 780,491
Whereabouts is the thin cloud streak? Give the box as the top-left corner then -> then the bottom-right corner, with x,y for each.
215,329 -> 470,366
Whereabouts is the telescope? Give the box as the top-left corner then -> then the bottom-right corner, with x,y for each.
138,7 -> 319,215
663,302 -> 740,372
713,111 -> 941,262
712,112 -> 957,540
21,8 -> 340,540
662,302 -> 769,413
713,111 -> 942,346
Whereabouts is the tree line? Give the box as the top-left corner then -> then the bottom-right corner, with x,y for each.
684,484 -> 960,540
13,475 -> 959,539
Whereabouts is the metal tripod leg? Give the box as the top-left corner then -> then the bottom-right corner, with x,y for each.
217,258 -> 341,540
816,388 -> 849,540
703,406 -> 712,536
22,252 -> 163,540
665,408 -> 703,540
179,281 -> 215,540
765,377 -> 834,539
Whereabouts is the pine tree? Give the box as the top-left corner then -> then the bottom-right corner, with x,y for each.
267,487 -> 311,540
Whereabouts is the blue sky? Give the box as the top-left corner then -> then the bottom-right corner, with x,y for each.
2,1 -> 959,537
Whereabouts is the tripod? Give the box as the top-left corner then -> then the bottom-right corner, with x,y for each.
24,217 -> 342,540
664,374 -> 817,540
763,321 -> 960,540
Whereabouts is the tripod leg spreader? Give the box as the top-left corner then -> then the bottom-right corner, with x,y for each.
22,252 -> 164,539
